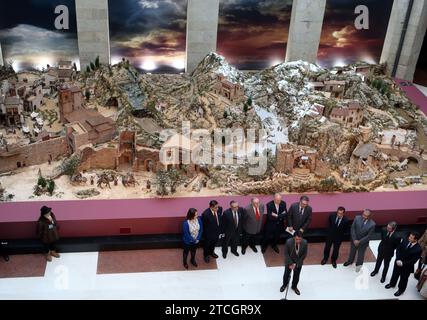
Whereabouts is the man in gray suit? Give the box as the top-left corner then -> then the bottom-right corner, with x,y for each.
242,198 -> 265,254
344,209 -> 376,272
280,231 -> 308,295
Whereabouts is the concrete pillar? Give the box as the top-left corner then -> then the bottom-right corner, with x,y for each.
380,0 -> 427,81
0,42 -> 3,66
185,0 -> 220,73
285,0 -> 326,63
75,0 -> 110,70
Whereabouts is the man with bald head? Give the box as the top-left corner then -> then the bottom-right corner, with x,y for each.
242,198 -> 265,255
344,209 -> 376,272
262,193 -> 287,254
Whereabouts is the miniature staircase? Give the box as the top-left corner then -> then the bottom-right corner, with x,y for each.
292,169 -> 311,182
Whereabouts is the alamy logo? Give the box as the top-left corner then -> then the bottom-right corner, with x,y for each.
354,5 -> 369,30
54,5 -> 69,30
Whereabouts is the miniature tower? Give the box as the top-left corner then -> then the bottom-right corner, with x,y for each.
58,86 -> 82,123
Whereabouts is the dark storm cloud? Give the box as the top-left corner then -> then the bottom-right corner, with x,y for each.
108,0 -> 187,72
318,0 -> 393,67
217,0 -> 293,70
0,0 -> 79,70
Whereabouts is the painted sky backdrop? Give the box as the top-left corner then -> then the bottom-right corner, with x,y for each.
108,0 -> 187,73
0,0 -> 79,71
317,0 -> 394,68
217,0 -> 293,70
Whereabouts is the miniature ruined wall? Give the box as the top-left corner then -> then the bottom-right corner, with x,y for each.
135,148 -> 161,172
0,137 -> 69,173
78,146 -> 117,172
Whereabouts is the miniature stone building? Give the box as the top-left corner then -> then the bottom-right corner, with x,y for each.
1,96 -> 23,126
324,80 -> 346,99
59,86 -> 115,145
329,101 -> 363,128
275,143 -> 317,174
57,61 -> 75,82
213,74 -> 245,103
160,133 -> 200,176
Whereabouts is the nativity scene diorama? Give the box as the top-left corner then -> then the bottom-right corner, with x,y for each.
0,52 -> 426,202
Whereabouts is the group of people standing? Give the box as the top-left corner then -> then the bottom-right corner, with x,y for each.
182,194 -> 427,297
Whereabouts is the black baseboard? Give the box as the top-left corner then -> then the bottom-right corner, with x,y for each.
1,224 -> 424,255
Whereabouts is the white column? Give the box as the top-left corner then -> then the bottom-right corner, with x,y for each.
380,0 -> 427,81
285,0 -> 327,63
75,0 -> 110,70
0,42 -> 4,66
185,0 -> 220,73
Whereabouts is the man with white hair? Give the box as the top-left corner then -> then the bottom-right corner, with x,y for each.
242,198 -> 265,255
262,193 -> 287,254
344,209 -> 376,272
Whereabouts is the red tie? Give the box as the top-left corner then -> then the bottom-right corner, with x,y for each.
255,207 -> 260,221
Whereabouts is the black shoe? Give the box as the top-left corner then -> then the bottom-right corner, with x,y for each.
250,246 -> 258,253
385,284 -> 394,289
343,261 -> 352,267
211,253 -> 219,259
183,263 -> 189,269
204,256 -> 210,263
380,277 -> 386,283
261,246 -> 267,254
292,287 -> 301,295
222,252 -> 227,259
332,262 -> 337,269
370,271 -> 378,277
321,259 -> 327,265
280,285 -> 286,293
242,248 -> 246,255
394,290 -> 403,297
190,260 -> 198,267
272,245 -> 280,254
231,251 -> 239,257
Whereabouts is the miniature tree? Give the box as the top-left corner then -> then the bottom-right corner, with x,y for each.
59,154 -> 81,177
247,97 -> 252,106
85,90 -> 91,101
86,66 -> 91,73
95,56 -> 100,69
90,62 -> 96,71
243,103 -> 248,114
167,168 -> 184,194
155,170 -> 169,196
73,62 -> 77,71
223,110 -> 228,119
47,180 -> 55,195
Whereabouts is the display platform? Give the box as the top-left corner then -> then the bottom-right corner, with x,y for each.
0,191 -> 426,240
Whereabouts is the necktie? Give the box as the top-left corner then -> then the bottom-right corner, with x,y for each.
336,217 -> 340,227
213,212 -> 219,226
387,232 -> 390,238
407,243 -> 412,250
255,207 -> 260,221
233,211 -> 238,227
296,244 -> 299,254
299,208 -> 304,216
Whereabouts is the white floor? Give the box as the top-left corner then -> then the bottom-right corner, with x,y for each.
0,240 -> 424,300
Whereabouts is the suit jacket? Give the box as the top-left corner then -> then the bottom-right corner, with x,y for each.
201,207 -> 223,240
326,213 -> 349,241
350,215 -> 375,246
287,202 -> 312,231
221,207 -> 244,236
242,204 -> 265,235
396,240 -> 422,273
264,200 -> 287,234
284,237 -> 308,267
378,228 -> 401,258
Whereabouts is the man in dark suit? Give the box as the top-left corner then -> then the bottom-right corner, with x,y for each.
280,231 -> 308,296
201,200 -> 223,263
287,195 -> 312,234
242,198 -> 265,254
221,200 -> 244,258
371,221 -> 401,283
386,231 -> 422,296
321,206 -> 349,268
344,209 -> 376,272
262,193 -> 287,254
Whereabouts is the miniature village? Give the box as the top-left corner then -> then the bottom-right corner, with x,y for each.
0,53 -> 426,201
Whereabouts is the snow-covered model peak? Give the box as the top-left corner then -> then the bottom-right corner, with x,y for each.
192,52 -> 243,83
